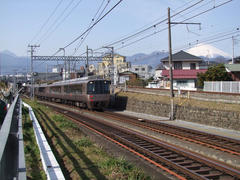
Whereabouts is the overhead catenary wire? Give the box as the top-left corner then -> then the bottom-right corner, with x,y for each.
178,34 -> 240,53
173,27 -> 240,52
98,0 -> 204,50
72,0 -> 111,55
113,0 -> 233,51
52,0 -> 123,56
34,0 -> 111,71
36,0 -> 76,44
30,0 -> 64,44
39,0 -> 84,45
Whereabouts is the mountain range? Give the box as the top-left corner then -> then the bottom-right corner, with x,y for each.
0,44 -> 231,75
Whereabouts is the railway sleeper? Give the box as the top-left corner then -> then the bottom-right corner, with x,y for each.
157,152 -> 173,156
141,145 -> 157,148
184,163 -> 202,170
178,160 -> 195,166
164,154 -> 179,159
193,167 -> 212,174
152,150 -> 166,154
171,157 -> 186,163
203,171 -> 224,179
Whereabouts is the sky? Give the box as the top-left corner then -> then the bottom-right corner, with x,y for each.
0,0 -> 240,59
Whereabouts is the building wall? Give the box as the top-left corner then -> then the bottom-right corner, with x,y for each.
154,69 -> 163,80
173,79 -> 196,90
115,92 -> 240,131
131,65 -> 152,79
163,61 -> 200,70
98,54 -> 128,76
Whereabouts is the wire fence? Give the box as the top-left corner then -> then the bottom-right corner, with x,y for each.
204,81 -> 240,94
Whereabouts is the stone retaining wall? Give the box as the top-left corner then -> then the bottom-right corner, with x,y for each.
115,94 -> 240,131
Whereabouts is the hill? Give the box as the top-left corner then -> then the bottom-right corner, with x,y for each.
0,51 -> 30,75
126,51 -> 168,68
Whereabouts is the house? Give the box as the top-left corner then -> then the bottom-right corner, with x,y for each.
97,54 -> 130,77
130,64 -> 153,80
225,64 -> 240,81
118,71 -> 137,84
154,64 -> 165,80
161,51 -> 207,90
227,56 -> 240,64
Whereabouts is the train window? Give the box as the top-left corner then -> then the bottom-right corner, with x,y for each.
87,81 -> 95,94
39,87 -> 45,92
50,86 -> 61,94
64,86 -> 70,93
87,80 -> 110,94
69,84 -> 83,94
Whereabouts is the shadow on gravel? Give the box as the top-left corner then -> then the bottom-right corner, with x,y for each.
35,108 -> 107,180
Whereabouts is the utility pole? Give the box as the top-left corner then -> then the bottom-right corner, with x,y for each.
59,48 -> 65,80
103,46 -> 114,84
46,64 -> 48,82
232,36 -> 235,64
86,46 -> 89,77
28,44 -> 40,100
168,7 -> 174,120
167,7 -> 200,120
85,46 -> 94,77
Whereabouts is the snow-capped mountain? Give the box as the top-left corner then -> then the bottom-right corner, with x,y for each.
186,43 -> 231,59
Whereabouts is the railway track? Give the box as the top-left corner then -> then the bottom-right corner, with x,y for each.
43,103 -> 240,180
97,111 -> 240,156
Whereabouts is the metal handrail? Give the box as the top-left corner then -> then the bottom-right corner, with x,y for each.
0,94 -> 26,180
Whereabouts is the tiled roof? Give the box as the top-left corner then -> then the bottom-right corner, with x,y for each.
225,64 -> 240,72
161,51 -> 202,62
162,69 -> 207,79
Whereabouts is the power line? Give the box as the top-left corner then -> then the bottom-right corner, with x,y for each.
99,0 -> 204,49
113,0 -> 233,51
53,0 -> 123,55
36,0 -> 76,44
101,0 -> 200,49
173,28 -> 240,52
30,0 -> 64,44
73,0 -> 110,55
40,0 -> 84,45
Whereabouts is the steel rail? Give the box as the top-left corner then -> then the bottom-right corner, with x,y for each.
44,104 -> 240,179
101,111 -> 240,156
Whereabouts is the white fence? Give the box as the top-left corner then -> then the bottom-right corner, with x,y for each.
204,81 -> 240,93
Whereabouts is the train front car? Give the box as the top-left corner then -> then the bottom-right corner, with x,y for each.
86,80 -> 111,110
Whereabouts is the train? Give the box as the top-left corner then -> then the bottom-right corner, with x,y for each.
25,76 -> 111,110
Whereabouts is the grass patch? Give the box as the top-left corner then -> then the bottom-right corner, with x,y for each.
99,157 -> 150,180
22,99 -> 150,179
22,106 -> 47,180
53,114 -> 78,129
74,137 -> 92,147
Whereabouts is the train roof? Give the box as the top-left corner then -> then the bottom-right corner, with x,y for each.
34,75 -> 109,87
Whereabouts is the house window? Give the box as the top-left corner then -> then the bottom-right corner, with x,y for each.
174,62 -> 182,70
141,68 -> 145,71
190,63 -> 196,69
177,80 -> 188,87
135,68 -> 139,71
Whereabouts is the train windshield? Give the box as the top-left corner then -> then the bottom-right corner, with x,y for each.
87,80 -> 110,94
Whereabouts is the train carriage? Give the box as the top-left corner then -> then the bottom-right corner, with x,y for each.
32,77 -> 111,110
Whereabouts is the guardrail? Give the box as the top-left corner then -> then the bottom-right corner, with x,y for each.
0,95 -> 26,180
23,103 -> 65,180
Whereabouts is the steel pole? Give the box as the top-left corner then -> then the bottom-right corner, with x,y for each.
168,7 -> 174,120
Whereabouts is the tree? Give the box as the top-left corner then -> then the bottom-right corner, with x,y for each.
127,78 -> 147,87
197,64 -> 232,88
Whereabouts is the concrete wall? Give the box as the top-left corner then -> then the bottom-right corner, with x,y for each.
114,93 -> 240,131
